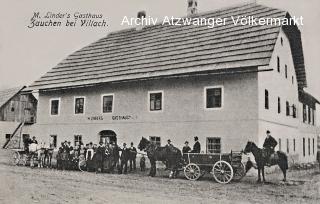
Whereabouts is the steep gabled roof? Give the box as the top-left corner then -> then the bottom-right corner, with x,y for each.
0,86 -> 26,109
27,3 -> 307,91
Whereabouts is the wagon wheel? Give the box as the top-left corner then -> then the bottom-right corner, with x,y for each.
232,163 -> 246,181
184,163 -> 201,181
78,160 -> 87,172
212,161 -> 234,184
12,151 -> 20,165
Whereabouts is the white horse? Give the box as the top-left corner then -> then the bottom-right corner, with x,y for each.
29,142 -> 47,168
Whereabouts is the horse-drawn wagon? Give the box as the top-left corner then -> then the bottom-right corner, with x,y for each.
183,151 -> 246,184
11,143 -> 54,167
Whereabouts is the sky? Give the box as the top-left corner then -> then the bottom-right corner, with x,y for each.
0,0 -> 319,99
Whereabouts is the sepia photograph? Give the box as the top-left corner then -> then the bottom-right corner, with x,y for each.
0,0 -> 319,203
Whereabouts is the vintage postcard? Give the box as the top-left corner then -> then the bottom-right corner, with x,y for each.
0,0 -> 319,203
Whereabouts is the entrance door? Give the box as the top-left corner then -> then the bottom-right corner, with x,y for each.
99,130 -> 117,144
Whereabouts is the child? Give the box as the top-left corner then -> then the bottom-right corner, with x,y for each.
140,154 -> 146,171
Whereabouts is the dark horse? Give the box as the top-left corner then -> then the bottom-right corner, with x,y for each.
244,141 -> 288,182
138,137 -> 184,178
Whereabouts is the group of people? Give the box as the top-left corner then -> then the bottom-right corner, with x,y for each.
165,136 -> 201,154
56,140 -> 144,174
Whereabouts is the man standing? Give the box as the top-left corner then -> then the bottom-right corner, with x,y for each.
120,143 -> 129,174
263,130 -> 278,165
95,141 -> 106,173
192,136 -> 201,153
129,142 -> 137,172
182,141 -> 191,154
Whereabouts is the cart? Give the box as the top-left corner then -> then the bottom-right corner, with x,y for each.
183,151 -> 246,184
11,148 -> 38,166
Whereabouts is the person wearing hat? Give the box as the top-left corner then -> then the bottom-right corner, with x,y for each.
95,141 -> 106,172
182,141 -> 191,154
31,136 -> 38,144
191,136 -> 201,153
129,142 -> 137,172
263,130 -> 277,166
120,143 -> 130,174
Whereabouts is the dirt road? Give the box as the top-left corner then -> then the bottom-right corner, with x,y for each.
0,149 -> 319,204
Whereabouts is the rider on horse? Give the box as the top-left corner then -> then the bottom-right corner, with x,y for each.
263,130 -> 278,166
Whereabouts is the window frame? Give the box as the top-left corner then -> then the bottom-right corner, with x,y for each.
206,137 -> 221,153
101,93 -> 114,114
204,85 -> 224,110
49,98 -> 61,116
50,135 -> 57,148
264,89 -> 269,110
74,96 -> 86,115
74,134 -> 83,146
149,136 -> 161,146
277,56 -> 280,73
286,101 -> 290,116
148,90 -> 164,112
285,65 -> 288,78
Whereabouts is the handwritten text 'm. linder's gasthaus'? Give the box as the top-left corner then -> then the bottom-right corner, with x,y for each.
28,12 -> 108,28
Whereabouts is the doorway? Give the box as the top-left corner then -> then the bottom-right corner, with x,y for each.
99,130 -> 117,144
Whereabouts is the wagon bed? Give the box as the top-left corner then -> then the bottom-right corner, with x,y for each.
183,151 -> 245,184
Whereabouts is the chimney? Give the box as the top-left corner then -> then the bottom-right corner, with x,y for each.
136,11 -> 146,31
187,0 -> 198,16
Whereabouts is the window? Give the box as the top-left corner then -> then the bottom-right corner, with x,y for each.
265,89 -> 269,110
50,99 -> 60,115
74,97 -> 85,114
277,56 -> 280,72
205,86 -> 223,109
50,135 -> 57,148
285,65 -> 288,78
313,138 -> 315,155
278,138 -> 281,151
281,37 -> 283,46
149,91 -> 163,111
312,109 -> 315,125
149,136 -> 161,146
188,1 -> 193,7
286,138 -> 289,154
292,104 -> 297,118
308,138 -> 310,156
10,101 -> 15,112
277,97 -> 281,113
5,134 -> 11,141
207,137 -> 221,153
286,101 -> 290,116
74,135 -> 82,146
102,94 -> 113,113
303,104 -> 307,122
308,106 -> 311,124
293,138 -> 296,152
303,138 -> 305,157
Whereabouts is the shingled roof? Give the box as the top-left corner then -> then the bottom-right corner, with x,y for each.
27,3 -> 307,91
0,86 -> 26,109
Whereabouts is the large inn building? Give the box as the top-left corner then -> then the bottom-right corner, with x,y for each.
11,2 -> 319,163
